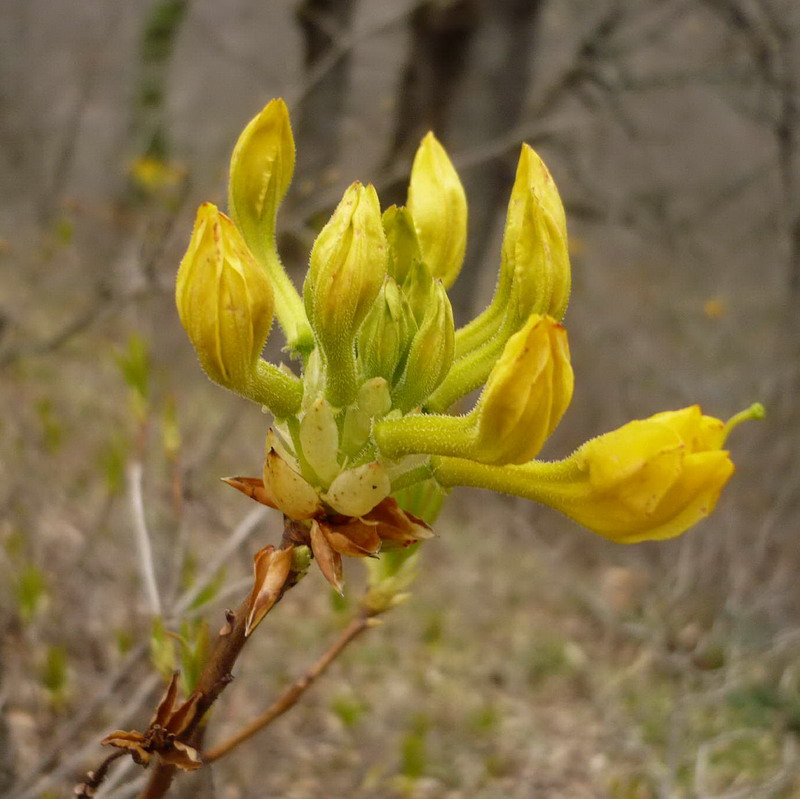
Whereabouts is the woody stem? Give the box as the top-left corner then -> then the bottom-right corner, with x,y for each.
136,519 -> 305,799
73,750 -> 127,799
203,610 -> 372,763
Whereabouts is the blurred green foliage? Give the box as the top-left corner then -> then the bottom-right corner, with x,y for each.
400,712 -> 429,779
12,563 -> 47,622
39,645 -> 69,708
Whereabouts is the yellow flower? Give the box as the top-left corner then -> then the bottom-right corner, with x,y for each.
433,405 -> 764,543
373,314 -> 573,465
562,406 -> 734,542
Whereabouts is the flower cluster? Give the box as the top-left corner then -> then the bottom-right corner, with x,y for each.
176,99 -> 761,590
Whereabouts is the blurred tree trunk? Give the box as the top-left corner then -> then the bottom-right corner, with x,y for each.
0,631 -> 15,792
384,0 -> 479,169
293,0 -> 356,196
383,0 -> 544,318
447,0 -> 545,316
134,0 -> 190,161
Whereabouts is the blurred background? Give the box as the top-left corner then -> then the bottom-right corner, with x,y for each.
1,1 -> 799,797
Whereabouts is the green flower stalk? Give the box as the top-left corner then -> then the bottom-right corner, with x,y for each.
175,98 -> 762,593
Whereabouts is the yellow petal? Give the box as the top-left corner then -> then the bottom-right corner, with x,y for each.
473,315 -> 573,464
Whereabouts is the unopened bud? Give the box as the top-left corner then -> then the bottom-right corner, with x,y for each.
392,281 -> 455,412
503,145 -> 570,323
382,205 -> 422,285
176,203 -> 273,394
228,98 -> 294,254
472,315 -> 573,464
407,133 -> 467,289
357,279 -> 415,385
305,182 -> 388,406
401,260 -> 435,327
227,98 -> 312,351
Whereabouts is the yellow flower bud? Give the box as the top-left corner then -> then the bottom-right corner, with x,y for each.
176,203 -> 273,393
407,133 -> 467,288
471,314 -> 573,464
502,145 -> 570,323
454,144 -> 570,364
357,279 -> 416,385
373,316 -> 571,465
228,98 -> 312,352
392,281 -> 455,412
382,205 -> 422,285
305,182 -> 388,406
228,98 -> 294,246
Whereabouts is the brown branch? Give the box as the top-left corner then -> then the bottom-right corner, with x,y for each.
73,750 -> 127,799
203,610 -> 373,763
105,520 -> 306,799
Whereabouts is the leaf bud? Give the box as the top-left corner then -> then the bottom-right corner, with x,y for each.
392,281 -> 455,412
401,259 -> 436,327
357,278 -> 416,385
299,398 -> 340,486
324,462 -> 391,517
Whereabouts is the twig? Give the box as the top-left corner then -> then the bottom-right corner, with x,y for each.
73,750 -> 126,799
129,461 -> 162,616
13,672 -> 162,799
9,642 -> 149,798
203,611 -> 373,763
171,505 -> 268,617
